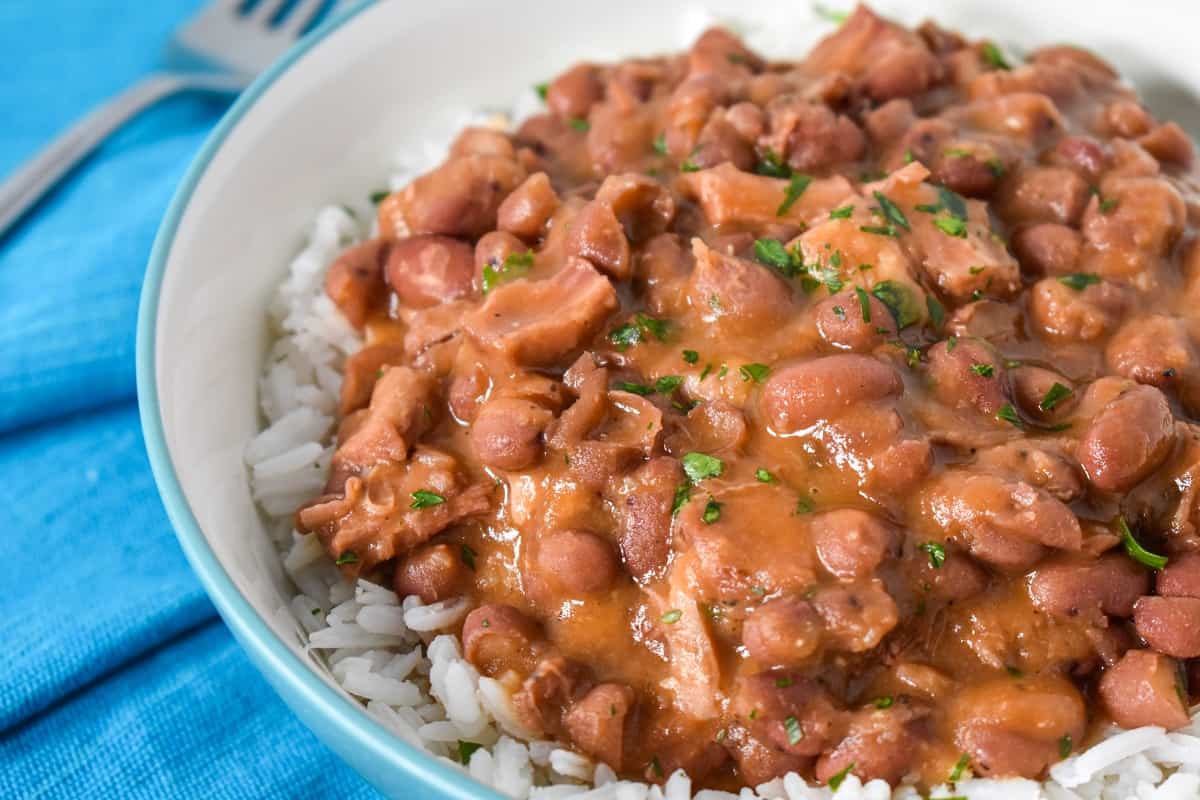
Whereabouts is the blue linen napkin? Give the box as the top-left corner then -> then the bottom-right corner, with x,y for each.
0,2 -> 378,797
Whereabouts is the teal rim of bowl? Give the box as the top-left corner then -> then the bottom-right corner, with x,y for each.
135,4 -> 505,798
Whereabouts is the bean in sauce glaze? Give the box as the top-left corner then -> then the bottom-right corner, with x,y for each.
297,6 -> 1200,790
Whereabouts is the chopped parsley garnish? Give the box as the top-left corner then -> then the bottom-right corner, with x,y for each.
981,41 -> 1011,70
740,363 -> 771,383
609,313 -> 670,350
968,265 -> 986,275
717,365 -> 728,379
461,544 -> 477,570
1039,382 -> 1073,412
919,541 -> 946,569
871,280 -> 921,328
903,150 -> 915,164
830,205 -> 854,219
927,294 -> 945,328
410,490 -> 446,509
795,496 -> 814,514
860,224 -> 898,237
1099,197 -> 1119,214
568,117 -> 590,132
873,696 -> 894,709
680,157 -> 701,173
934,215 -> 968,238
481,250 -> 535,294
855,286 -> 872,322
996,403 -> 1023,428
1059,734 -> 1073,758
754,148 -> 791,178
1006,665 -> 1024,678
970,363 -> 995,377
683,452 -> 725,483
1058,273 -> 1102,291
783,715 -> 804,746
671,483 -> 691,516
756,468 -> 776,483
715,728 -> 727,743
944,147 -> 973,159
872,191 -> 911,231
946,336 -> 958,352
682,349 -> 699,364
827,762 -> 855,791
458,741 -> 483,763
660,609 -> 683,624
709,294 -> 723,312
617,381 -> 654,396
777,173 -> 813,216
652,133 -> 668,155
701,497 -> 722,524
1117,516 -> 1168,570
775,675 -> 794,688
753,238 -> 794,272
833,305 -> 846,319
986,157 -> 1006,177
534,82 -> 549,100
699,363 -> 714,381
369,189 -> 390,204
949,753 -> 971,782
335,551 -> 359,566
650,755 -> 664,778
654,375 -> 684,394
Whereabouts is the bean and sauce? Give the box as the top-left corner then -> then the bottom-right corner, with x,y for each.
298,5 -> 1200,790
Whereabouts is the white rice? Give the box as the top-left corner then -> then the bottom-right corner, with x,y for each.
244,8 -> 1200,799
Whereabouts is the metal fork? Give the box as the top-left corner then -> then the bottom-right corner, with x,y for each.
0,0 -> 341,239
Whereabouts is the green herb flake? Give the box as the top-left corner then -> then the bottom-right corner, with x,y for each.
950,753 -> 971,783
534,82 -> 549,100
756,468 -> 776,483
717,365 -> 728,379
926,294 -> 945,328
946,335 -> 958,352
970,363 -> 995,377
830,205 -> 854,219
934,215 -> 968,238
652,133 -> 668,155
783,715 -> 804,746
682,349 -> 700,365
814,4 -> 849,24
701,497 -> 722,524
777,173 -> 813,216
795,496 -> 814,514
458,741 -> 483,764
996,403 -> 1023,428
827,762 -> 855,791
1058,273 -> 1102,291
873,696 -> 894,709
671,483 -> 691,516
853,286 -> 872,322
660,609 -> 683,624
754,148 -> 791,178
918,541 -> 946,569
754,238 -> 794,272
617,381 -> 654,396
699,363 -> 714,381
775,675 -> 794,688
715,728 -> 727,743
871,280 -> 921,328
683,452 -> 725,483
568,117 -> 590,132
833,305 -> 846,319
637,313 -> 670,342
654,375 -> 684,394
903,150 -> 915,164
872,191 -> 911,231
1099,197 -> 1119,214
410,490 -> 447,509
369,189 -> 390,204
1117,516 -> 1168,570
1059,734 -> 1073,758
680,158 -> 701,173
981,41 -> 1011,70
335,551 -> 359,566
739,363 -> 771,383
650,755 -> 664,779
461,544 -> 477,570
1039,382 -> 1073,412
1006,665 -> 1024,678
480,250 -> 535,294
986,157 -> 1006,177
859,224 -> 897,237
936,185 -> 969,220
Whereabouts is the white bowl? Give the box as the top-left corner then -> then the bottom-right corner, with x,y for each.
137,1 -> 1200,797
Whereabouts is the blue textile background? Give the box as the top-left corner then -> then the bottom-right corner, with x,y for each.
0,2 -> 377,797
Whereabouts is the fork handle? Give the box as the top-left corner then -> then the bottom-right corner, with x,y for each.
0,72 -> 243,240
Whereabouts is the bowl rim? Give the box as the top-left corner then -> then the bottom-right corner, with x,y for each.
135,3 -> 505,797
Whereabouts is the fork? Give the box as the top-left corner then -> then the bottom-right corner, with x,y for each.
0,0 -> 343,239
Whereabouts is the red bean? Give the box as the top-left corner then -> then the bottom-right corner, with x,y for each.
1158,552 -> 1200,598
926,338 -> 1008,417
811,509 -> 897,580
462,604 -> 541,676
536,530 -> 620,596
742,597 -> 823,667
325,239 -> 388,328
1028,553 -> 1149,620
497,172 -> 560,240
1134,596 -> 1200,658
1077,384 -> 1175,493
393,543 -> 469,603
1099,650 -> 1191,730
1011,223 -> 1082,276
385,234 -> 476,309
814,290 -> 896,352
761,355 -> 902,434
471,396 -> 553,471
546,64 -> 604,120
566,200 -> 631,280
1106,315 -> 1196,390
616,457 -> 683,582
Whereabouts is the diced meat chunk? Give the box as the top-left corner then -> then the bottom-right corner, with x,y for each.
566,200 -> 631,279
465,257 -> 619,367
1106,315 -> 1196,390
687,239 -> 795,337
1099,650 -> 1191,730
564,683 -> 636,769
339,343 -> 408,415
595,173 -> 676,242
759,96 -> 866,172
761,355 -> 902,434
393,542 -> 469,603
616,457 -> 683,582
513,655 -> 589,737
1134,596 -> 1200,658
385,234 -> 475,309
679,163 -> 855,228
804,6 -> 942,102
1028,554 -> 1149,621
546,64 -> 604,120
1077,384 -> 1175,493
330,366 -> 437,478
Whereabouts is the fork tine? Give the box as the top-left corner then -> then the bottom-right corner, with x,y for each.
277,0 -> 325,36
246,0 -> 288,26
